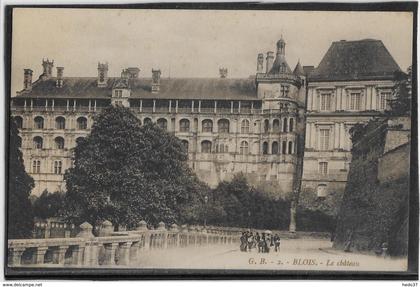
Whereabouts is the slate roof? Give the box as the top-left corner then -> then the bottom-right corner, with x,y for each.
293,61 -> 305,76
309,39 -> 401,82
16,77 -> 258,100
268,55 -> 293,75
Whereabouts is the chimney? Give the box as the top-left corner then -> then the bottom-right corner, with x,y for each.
56,67 -> 64,88
97,62 -> 109,87
23,69 -> 33,91
219,68 -> 228,78
152,69 -> 161,93
266,51 -> 274,73
40,59 -> 54,80
257,53 -> 264,73
121,69 -> 129,79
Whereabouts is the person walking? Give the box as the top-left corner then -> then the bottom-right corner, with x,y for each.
240,232 -> 247,252
274,234 -> 281,252
247,232 -> 254,252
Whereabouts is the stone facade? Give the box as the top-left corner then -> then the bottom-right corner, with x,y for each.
301,39 -> 401,199
11,38 -> 307,197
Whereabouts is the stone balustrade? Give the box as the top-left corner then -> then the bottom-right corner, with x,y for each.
7,221 -> 239,268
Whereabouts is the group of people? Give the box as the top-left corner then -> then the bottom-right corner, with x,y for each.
240,231 -> 281,253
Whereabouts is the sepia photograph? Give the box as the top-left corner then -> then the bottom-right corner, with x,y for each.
4,3 -> 418,279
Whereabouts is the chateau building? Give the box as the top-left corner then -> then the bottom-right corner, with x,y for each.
10,38 -> 402,199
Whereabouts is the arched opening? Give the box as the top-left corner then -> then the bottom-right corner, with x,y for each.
55,116 -> 66,129
283,118 -> 288,132
179,119 -> 190,132
288,141 -> 293,154
289,118 -> 294,132
157,118 -> 167,130
240,141 -> 249,155
264,119 -> 269,133
202,119 -> 213,132
201,140 -> 212,153
33,136 -> 43,149
34,116 -> 44,129
14,116 -> 23,129
181,140 -> 189,153
143,117 -> 152,125
55,137 -> 65,149
262,141 -> 268,155
282,140 -> 287,154
217,119 -> 230,133
272,141 -> 279,154
273,119 -> 280,132
77,117 -> 87,130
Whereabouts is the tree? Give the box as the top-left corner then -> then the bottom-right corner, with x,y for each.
33,190 -> 66,219
63,106 -> 202,229
389,66 -> 412,116
8,117 -> 34,239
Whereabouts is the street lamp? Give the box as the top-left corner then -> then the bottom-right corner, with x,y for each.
204,195 -> 209,227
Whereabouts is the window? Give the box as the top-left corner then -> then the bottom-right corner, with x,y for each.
55,117 -> 66,129
264,119 -> 269,133
319,129 -> 330,151
32,160 -> 41,173
282,141 -> 287,154
272,142 -> 279,154
319,162 -> 328,175
218,119 -> 229,133
14,116 -> 23,129
54,161 -> 62,174
262,142 -> 268,155
33,136 -> 43,149
289,118 -> 294,132
283,118 -> 288,132
320,93 -> 331,111
240,141 -> 249,155
179,119 -> 190,132
55,137 -> 65,149
273,119 -> 280,132
202,120 -> 213,132
349,93 -> 361,110
181,140 -> 189,153
115,90 -> 123,97
201,140 -> 212,153
241,119 -> 250,133
143,118 -> 152,125
77,117 -> 87,130
34,116 -> 44,129
281,85 -> 289,97
288,141 -> 293,154
157,118 -> 167,130
379,92 -> 391,110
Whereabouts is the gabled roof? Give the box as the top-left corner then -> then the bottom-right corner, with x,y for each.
309,39 -> 401,82
16,77 -> 258,101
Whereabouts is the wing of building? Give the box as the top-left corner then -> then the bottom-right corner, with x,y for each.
302,39 -> 401,198
11,38 -> 401,201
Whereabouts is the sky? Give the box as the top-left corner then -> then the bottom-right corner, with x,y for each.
11,8 -> 413,96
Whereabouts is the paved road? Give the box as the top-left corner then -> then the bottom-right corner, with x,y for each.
135,238 -> 407,272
